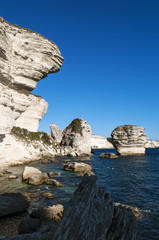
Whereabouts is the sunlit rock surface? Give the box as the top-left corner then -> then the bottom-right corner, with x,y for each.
145,140 -> 159,148
50,123 -> 63,144
111,125 -> 147,155
0,17 -> 63,134
61,118 -> 92,156
0,17 -> 63,167
90,135 -> 114,149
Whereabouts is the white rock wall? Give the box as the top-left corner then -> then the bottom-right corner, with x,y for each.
90,135 -> 114,149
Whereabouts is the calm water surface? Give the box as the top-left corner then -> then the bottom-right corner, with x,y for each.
0,149 -> 159,239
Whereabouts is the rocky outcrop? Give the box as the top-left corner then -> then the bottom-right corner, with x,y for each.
0,17 -> 64,167
90,135 -> 114,149
111,125 -> 147,155
0,17 -> 63,134
145,140 -> 159,148
61,118 -> 92,156
53,175 -> 137,240
50,123 -> 63,144
63,162 -> 92,172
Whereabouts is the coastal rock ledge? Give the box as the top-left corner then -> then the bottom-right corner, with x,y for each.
111,125 -> 147,155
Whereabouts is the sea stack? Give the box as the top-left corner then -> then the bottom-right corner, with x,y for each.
111,125 -> 147,155
61,118 -> 92,156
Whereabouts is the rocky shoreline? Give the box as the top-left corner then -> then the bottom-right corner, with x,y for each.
0,156 -> 138,239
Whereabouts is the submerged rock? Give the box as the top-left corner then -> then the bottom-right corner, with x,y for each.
0,193 -> 29,217
99,153 -> 118,158
18,218 -> 42,234
63,161 -> 92,172
46,179 -> 63,187
111,125 -> 147,155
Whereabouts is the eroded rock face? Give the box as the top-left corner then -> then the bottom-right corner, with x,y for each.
61,118 -> 92,156
145,140 -> 159,148
53,175 -> 137,240
111,125 -> 147,155
50,123 -> 63,144
0,17 -> 63,134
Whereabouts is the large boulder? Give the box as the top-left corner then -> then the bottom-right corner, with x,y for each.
111,125 -> 147,155
0,193 -> 29,217
22,166 -> 42,181
61,118 -> 92,156
63,162 -> 92,172
53,175 -> 137,240
49,123 -> 63,144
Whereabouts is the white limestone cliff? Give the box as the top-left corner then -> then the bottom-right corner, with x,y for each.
0,17 -> 63,134
90,135 -> 114,149
145,140 -> 159,148
111,125 -> 147,155
0,17 -> 64,167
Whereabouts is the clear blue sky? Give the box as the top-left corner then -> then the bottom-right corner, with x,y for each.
1,0 -> 159,139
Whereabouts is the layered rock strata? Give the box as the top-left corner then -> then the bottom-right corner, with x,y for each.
53,175 -> 137,240
0,17 -> 64,166
61,118 -> 92,156
90,135 -> 114,149
145,140 -> 159,148
0,17 -> 63,134
111,125 -> 147,155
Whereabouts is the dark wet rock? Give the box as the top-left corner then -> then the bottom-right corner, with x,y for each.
30,204 -> 64,221
46,179 -> 63,187
0,231 -> 54,240
0,193 -> 29,217
18,218 -> 42,234
99,153 -> 118,158
63,161 -> 92,172
53,175 -> 137,240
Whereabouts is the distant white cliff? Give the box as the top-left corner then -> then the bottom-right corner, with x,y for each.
90,135 -> 114,149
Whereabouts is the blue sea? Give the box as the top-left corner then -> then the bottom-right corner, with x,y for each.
0,148 -> 159,239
